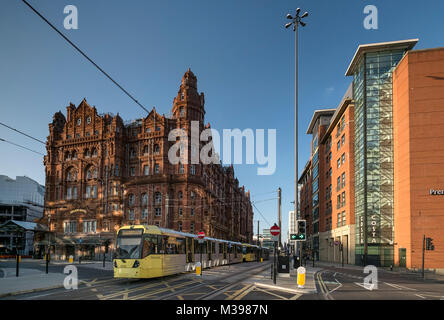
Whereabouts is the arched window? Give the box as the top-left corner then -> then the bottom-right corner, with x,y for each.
179,106 -> 185,117
143,145 -> 149,155
141,193 -> 148,206
92,148 -> 98,157
154,144 -> 160,154
178,191 -> 183,200
72,150 -> 77,159
154,192 -> 162,205
66,167 -> 77,182
84,148 -> 91,158
85,165 -> 96,180
65,151 -> 71,160
190,191 -> 195,200
130,148 -> 137,158
129,194 -> 135,206
178,221 -> 183,232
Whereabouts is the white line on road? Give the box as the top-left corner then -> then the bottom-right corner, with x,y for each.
384,282 -> 416,291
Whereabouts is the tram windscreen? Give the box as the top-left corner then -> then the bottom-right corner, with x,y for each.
116,229 -> 143,259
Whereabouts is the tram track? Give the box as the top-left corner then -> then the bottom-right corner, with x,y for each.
158,261 -> 272,300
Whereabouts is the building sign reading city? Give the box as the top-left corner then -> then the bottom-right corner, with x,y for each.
430,189 -> 444,195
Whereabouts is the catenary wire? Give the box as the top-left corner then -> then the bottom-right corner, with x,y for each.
0,121 -> 46,145
21,0 -> 150,114
0,137 -> 45,156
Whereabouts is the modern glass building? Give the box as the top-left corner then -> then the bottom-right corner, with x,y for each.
346,39 -> 418,267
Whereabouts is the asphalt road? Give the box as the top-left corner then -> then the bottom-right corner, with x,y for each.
1,261 -> 285,300
2,259 -> 443,300
308,265 -> 444,300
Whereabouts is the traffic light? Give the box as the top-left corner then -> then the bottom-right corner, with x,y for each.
426,238 -> 435,251
290,234 -> 298,240
297,220 -> 306,241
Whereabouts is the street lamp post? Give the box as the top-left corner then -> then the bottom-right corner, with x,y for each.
285,8 -> 308,263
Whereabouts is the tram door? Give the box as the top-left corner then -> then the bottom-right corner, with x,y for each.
186,238 -> 193,263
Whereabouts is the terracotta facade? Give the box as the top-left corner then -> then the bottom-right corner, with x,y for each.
38,70 -> 254,260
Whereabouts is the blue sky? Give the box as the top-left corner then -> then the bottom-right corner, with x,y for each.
1,0 -> 444,241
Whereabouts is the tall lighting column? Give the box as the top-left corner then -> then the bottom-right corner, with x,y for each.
285,8 -> 308,256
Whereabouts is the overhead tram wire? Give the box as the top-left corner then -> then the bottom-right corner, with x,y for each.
0,121 -> 46,145
0,138 -> 45,156
252,202 -> 272,227
21,0 -> 150,115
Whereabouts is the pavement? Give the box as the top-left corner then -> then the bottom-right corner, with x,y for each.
244,260 -> 320,295
0,259 -> 114,298
0,268 -> 66,298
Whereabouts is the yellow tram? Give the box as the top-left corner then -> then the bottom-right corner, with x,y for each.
113,225 -> 245,279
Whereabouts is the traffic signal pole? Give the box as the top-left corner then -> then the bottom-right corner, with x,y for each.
422,234 -> 425,280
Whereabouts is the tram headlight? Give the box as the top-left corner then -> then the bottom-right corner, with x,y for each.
133,260 -> 140,268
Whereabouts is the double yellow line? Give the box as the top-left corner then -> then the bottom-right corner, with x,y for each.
316,271 -> 333,300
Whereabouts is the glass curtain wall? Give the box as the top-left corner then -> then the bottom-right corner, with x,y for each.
353,49 -> 405,267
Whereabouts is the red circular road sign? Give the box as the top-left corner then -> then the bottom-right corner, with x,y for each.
270,225 -> 280,236
198,231 -> 205,239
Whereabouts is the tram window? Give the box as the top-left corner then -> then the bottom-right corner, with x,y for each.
211,242 -> 216,254
194,240 -> 206,254
176,238 -> 185,254
219,243 -> 222,254
164,236 -> 182,254
142,235 -> 158,257
237,246 -> 242,254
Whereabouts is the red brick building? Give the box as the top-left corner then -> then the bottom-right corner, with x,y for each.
38,70 -> 254,260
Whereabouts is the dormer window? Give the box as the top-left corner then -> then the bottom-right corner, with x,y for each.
77,118 -> 81,126
179,106 -> 185,117
180,92 -> 184,100
87,116 -> 91,124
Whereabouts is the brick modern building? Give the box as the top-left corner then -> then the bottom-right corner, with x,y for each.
38,69 -> 254,261
299,39 -> 444,272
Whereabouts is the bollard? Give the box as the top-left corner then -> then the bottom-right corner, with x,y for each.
16,254 -> 20,277
45,253 -> 49,274
195,262 -> 202,276
297,266 -> 306,288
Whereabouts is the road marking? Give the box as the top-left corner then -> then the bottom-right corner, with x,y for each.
415,294 -> 426,299
128,279 -> 197,300
384,282 -> 416,291
225,283 -> 251,300
97,278 -> 185,300
234,284 -> 255,300
317,271 -> 334,300
328,278 -> 342,294
254,287 -> 291,300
